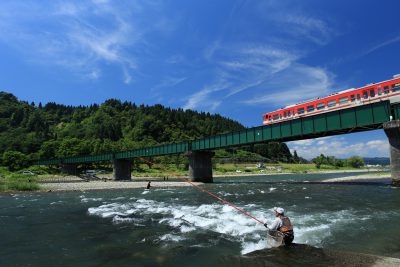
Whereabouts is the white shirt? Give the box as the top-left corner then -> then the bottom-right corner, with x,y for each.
269,217 -> 283,231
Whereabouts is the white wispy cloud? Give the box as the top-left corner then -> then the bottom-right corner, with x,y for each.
183,81 -> 230,111
182,39 -> 333,110
150,76 -> 187,102
181,2 -> 337,112
122,66 -> 133,85
334,34 -> 400,65
204,41 -> 221,62
242,64 -> 334,106
152,76 -> 187,91
0,0 -> 167,83
227,45 -> 299,73
183,44 -> 303,111
255,0 -> 338,46
280,14 -> 336,45
54,2 -> 83,16
288,136 -> 389,159
363,35 -> 400,56
87,69 -> 101,80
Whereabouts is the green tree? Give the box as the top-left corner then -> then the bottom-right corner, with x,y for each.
2,151 -> 30,171
326,156 -> 337,166
335,159 -> 345,167
252,142 -> 292,162
85,110 -> 122,141
39,140 -> 61,159
27,110 -> 48,137
293,150 -> 300,163
10,108 -> 25,127
347,156 -> 364,168
56,138 -> 93,158
313,154 -> 327,169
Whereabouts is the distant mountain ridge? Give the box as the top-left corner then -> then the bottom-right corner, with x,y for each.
363,157 -> 390,166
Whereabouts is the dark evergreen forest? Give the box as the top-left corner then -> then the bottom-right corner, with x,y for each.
0,91 -> 293,165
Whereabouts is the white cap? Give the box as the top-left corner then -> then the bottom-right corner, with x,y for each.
274,207 -> 284,214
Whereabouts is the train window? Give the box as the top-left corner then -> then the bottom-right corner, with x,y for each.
392,83 -> 400,92
350,95 -> 355,102
384,86 -> 389,94
287,110 -> 291,117
283,111 -> 287,118
328,100 -> 336,107
298,107 -> 305,114
280,114 -> 282,119
378,88 -> 382,95
370,89 -> 375,97
339,97 -> 348,105
307,105 -> 314,112
317,102 -> 325,110
357,94 -> 361,100
363,91 -> 368,99
273,114 -> 279,120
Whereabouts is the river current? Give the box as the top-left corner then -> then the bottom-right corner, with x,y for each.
1,172 -> 400,266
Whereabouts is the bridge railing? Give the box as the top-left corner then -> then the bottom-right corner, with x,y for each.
191,100 -> 390,149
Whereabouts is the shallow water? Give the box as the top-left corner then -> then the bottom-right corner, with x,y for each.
1,172 -> 400,266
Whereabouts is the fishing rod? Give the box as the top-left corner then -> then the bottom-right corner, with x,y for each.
139,157 -> 266,226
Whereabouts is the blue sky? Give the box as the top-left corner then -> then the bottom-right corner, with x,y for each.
1,0 -> 399,159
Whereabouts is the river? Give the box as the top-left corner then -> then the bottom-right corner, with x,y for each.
1,172 -> 400,266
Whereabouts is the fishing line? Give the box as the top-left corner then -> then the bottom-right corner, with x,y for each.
139,157 -> 266,225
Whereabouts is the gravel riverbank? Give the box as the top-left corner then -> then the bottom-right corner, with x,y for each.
40,180 -> 201,191
321,173 -> 391,183
38,170 -> 391,191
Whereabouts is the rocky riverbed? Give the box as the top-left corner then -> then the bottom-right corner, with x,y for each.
220,244 -> 400,267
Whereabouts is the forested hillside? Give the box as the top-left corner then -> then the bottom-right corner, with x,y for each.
0,91 -> 293,164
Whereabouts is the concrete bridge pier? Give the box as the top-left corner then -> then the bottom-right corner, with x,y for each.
384,120 -> 400,186
113,159 -> 132,180
61,164 -> 78,175
187,151 -> 214,183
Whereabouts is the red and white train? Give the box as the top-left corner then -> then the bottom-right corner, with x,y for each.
263,74 -> 400,125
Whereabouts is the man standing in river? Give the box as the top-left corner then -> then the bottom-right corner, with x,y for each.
265,207 -> 294,246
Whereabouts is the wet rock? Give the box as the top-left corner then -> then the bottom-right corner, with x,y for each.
218,244 -> 400,267
392,179 -> 400,187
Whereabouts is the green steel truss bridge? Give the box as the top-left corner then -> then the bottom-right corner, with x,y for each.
34,100 -> 400,184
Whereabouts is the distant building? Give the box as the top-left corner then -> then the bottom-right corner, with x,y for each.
365,164 -> 382,168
